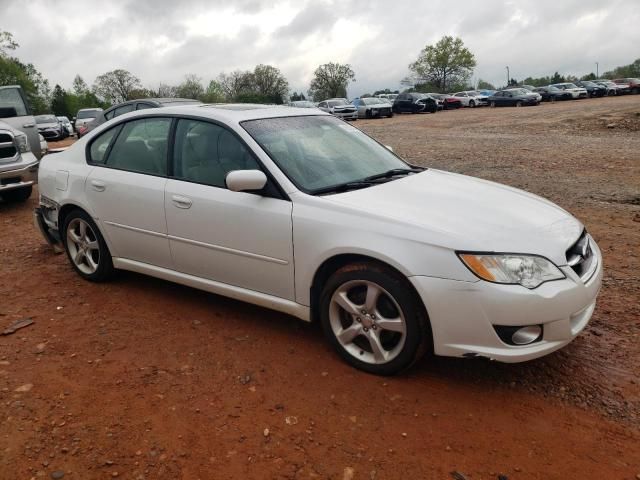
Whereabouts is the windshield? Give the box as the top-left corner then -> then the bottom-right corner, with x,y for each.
36,115 -> 57,124
362,98 -> 383,105
242,115 -> 410,193
327,100 -> 348,107
77,110 -> 99,119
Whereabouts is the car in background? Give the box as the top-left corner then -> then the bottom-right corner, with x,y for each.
376,93 -> 398,103
477,89 -> 497,97
317,98 -> 358,120
392,93 -> 437,114
352,97 -> 393,118
488,89 -> 540,107
57,116 -> 74,136
0,119 -> 39,202
550,83 -> 588,99
38,133 -> 48,156
533,86 -> 572,102
35,114 -> 67,141
428,93 -> 462,110
75,108 -> 103,138
33,104 -> 603,374
594,80 -> 621,96
573,81 -> 606,98
288,100 -> 317,108
85,98 -> 202,135
0,85 -> 43,157
452,91 -> 488,107
613,78 -> 640,94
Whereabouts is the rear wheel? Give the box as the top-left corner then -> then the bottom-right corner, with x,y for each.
62,209 -> 114,282
490,101 -> 496,108
515,101 -> 523,107
1,186 -> 32,203
469,100 -> 475,108
320,262 -> 431,375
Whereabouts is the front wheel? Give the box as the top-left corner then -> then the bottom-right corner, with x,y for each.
63,209 -> 114,282
469,100 -> 475,108
490,101 -> 496,108
515,101 -> 523,107
320,262 -> 431,375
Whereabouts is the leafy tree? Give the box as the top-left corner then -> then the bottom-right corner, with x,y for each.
0,30 -> 18,57
252,64 -> 289,104
373,88 -> 399,96
308,62 -> 356,101
290,91 -> 306,101
508,78 -> 518,86
201,80 -> 225,103
50,84 -> 70,117
72,75 -> 89,96
581,72 -> 596,81
476,79 -> 495,90
603,58 -> 640,79
93,69 -> 142,104
176,74 -> 204,99
408,36 -> 476,92
218,70 -> 253,101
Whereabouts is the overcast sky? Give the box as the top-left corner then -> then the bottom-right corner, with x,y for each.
2,0 -> 639,97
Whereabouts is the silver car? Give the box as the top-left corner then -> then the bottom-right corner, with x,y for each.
352,97 -> 394,118
317,98 -> 358,121
57,116 -> 74,136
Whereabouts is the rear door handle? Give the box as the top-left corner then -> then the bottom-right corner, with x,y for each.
90,180 -> 106,192
171,195 -> 192,209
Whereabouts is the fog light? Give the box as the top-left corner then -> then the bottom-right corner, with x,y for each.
511,326 -> 542,345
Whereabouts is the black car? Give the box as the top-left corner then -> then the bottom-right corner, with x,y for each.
35,114 -> 67,141
393,93 -> 437,114
574,81 -> 606,98
488,89 -> 539,107
85,98 -> 202,134
533,86 -> 572,102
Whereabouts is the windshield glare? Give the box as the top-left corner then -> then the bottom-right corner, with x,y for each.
77,110 -> 99,119
36,115 -> 57,123
242,116 -> 410,193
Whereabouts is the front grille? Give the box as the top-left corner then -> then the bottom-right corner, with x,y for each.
566,230 -> 597,282
0,131 -> 17,160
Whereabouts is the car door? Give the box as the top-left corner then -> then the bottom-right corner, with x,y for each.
164,118 -> 295,300
85,117 -> 173,268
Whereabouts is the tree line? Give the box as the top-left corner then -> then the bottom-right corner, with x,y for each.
2,28 -> 639,118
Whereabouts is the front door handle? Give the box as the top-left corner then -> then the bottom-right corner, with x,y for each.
171,195 -> 192,209
23,123 -> 35,128
90,180 -> 106,192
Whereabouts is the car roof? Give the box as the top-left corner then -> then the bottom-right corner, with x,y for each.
103,104 -> 330,124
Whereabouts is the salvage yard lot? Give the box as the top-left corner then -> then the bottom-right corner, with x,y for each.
1,95 -> 639,479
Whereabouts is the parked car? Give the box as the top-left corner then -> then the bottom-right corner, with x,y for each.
317,99 -> 358,120
85,98 -> 202,135
0,119 -> 39,202
594,80 -> 621,96
57,116 -> 74,136
376,94 -> 398,102
550,83 -> 588,99
533,86 -> 572,102
0,85 -> 42,157
35,114 -> 67,141
613,78 -> 640,94
488,89 -> 540,107
393,93 -> 437,114
74,108 -> 103,138
39,133 -> 48,157
288,100 -> 317,108
573,81 -> 606,98
428,93 -> 462,110
34,104 -> 603,375
477,89 -> 497,97
451,91 -> 489,107
352,97 -> 393,118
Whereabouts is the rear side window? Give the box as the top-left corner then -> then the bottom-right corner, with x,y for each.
0,87 -> 28,116
106,118 -> 171,175
136,103 -> 154,110
113,104 -> 135,117
89,126 -> 121,164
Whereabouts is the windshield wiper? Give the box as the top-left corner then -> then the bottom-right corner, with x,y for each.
362,167 -> 424,182
313,181 -> 376,195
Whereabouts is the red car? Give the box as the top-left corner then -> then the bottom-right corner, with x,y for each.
613,78 -> 640,95
429,93 -> 462,110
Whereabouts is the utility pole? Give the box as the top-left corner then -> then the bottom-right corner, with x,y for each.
596,62 -> 599,78
506,66 -> 510,87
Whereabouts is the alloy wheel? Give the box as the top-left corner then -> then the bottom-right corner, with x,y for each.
66,218 -> 100,275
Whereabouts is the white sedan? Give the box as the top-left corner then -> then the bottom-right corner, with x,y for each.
34,105 -> 602,375
451,91 -> 488,107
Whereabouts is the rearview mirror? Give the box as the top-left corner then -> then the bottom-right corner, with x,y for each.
226,170 -> 268,192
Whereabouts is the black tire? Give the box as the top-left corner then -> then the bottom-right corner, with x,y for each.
490,101 -> 496,108
515,101 -> 523,107
1,186 -> 32,203
469,100 -> 475,108
62,209 -> 115,282
365,109 -> 371,119
319,262 -> 431,375
388,112 -> 394,118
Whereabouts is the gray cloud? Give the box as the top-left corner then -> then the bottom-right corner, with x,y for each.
1,0 -> 638,98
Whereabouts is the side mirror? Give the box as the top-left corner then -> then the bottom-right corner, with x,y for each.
385,145 -> 394,152
226,170 -> 268,193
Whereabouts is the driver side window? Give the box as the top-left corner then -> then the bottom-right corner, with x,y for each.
172,119 -> 259,188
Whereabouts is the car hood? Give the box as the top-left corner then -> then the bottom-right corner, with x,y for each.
37,122 -> 60,129
325,169 -> 583,265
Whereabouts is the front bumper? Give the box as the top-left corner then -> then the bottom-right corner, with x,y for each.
0,153 -> 39,192
332,111 -> 359,120
410,241 -> 603,363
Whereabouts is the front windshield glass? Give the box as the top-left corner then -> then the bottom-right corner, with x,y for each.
362,98 -> 383,105
242,115 -> 410,193
36,115 -> 57,124
77,110 -> 99,119
327,100 -> 348,107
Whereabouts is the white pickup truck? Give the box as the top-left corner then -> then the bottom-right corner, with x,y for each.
0,85 -> 41,202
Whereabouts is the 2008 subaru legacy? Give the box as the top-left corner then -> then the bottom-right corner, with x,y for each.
34,104 -> 602,375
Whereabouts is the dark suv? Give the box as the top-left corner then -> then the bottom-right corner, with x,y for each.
392,93 -> 437,114
84,98 -> 202,135
574,81 -> 606,97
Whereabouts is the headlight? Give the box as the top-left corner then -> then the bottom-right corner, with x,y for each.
458,253 -> 565,289
14,133 -> 31,153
